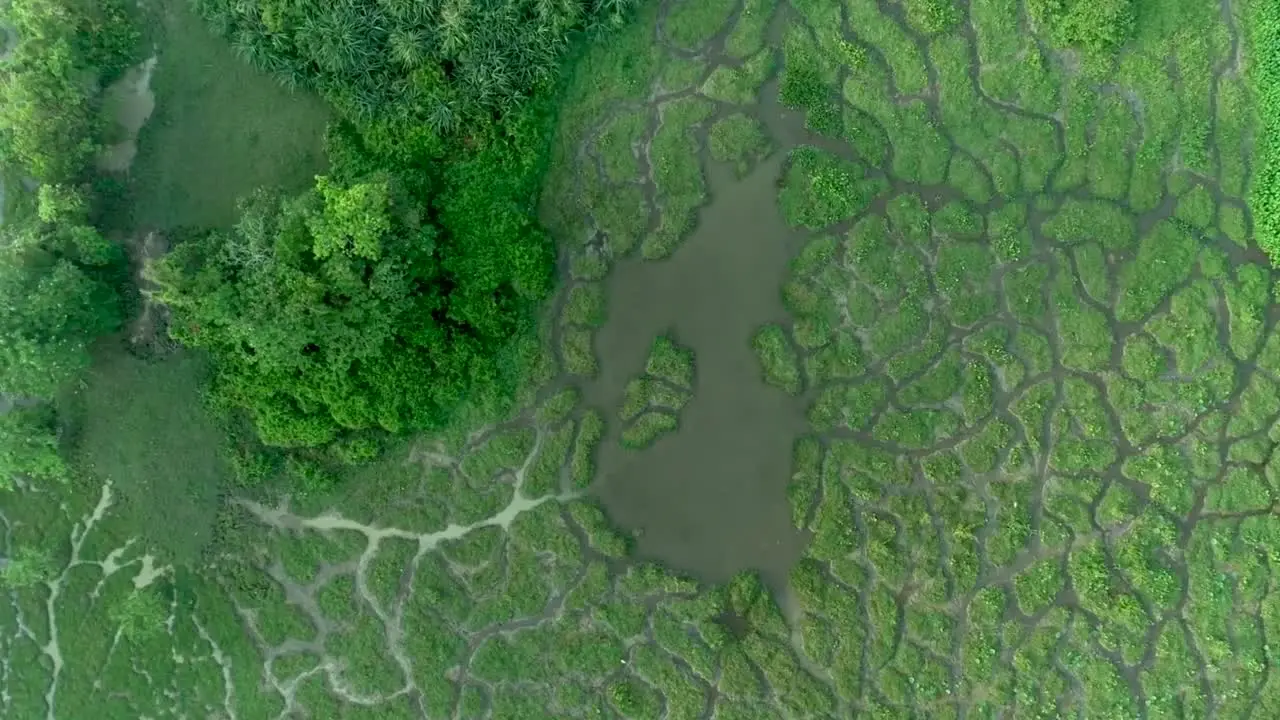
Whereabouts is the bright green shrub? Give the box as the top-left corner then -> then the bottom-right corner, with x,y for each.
1248,0 -> 1280,263
1029,0 -> 1136,53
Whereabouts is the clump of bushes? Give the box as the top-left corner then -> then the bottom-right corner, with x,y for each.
1028,0 -> 1137,54
1247,0 -> 1280,264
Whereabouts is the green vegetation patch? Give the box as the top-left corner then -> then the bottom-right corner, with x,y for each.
646,334 -> 696,389
903,0 -> 962,36
753,324 -> 803,394
595,110 -> 649,183
780,27 -> 841,135
1115,219 -> 1198,322
619,334 -> 695,449
779,147 -> 886,230
725,0 -> 779,59
645,97 -> 714,259
709,114 -> 772,176
621,411 -> 680,449
702,50 -> 776,105
561,326 -> 600,378
664,0 -> 738,50
1029,0 -> 1137,55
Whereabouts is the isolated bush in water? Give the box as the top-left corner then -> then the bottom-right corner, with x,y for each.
152,171 -> 551,448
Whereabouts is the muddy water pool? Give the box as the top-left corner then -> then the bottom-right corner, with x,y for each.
588,155 -> 808,587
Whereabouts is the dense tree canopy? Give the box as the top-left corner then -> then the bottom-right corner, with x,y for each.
0,0 -> 135,399
0,0 -> 135,491
0,185 -> 121,399
0,0 -> 138,183
161,0 -> 594,455
194,0 -> 635,137
152,164 -> 553,448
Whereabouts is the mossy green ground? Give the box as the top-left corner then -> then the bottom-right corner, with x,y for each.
9,0 -> 1280,717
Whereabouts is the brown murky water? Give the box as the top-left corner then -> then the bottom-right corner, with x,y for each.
588,154 -> 810,588
98,55 -> 159,174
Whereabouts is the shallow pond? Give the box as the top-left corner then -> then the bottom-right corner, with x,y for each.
103,0 -> 330,232
588,153 -> 808,587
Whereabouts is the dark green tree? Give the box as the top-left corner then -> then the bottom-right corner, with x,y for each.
152,170 -> 551,448
0,0 -> 139,183
0,405 -> 67,489
0,186 -> 121,399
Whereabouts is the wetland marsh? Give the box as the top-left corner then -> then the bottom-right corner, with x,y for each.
3,0 -> 1280,717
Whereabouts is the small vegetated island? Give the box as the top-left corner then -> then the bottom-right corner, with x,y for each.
2,0 -> 1280,717
619,335 -> 696,449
